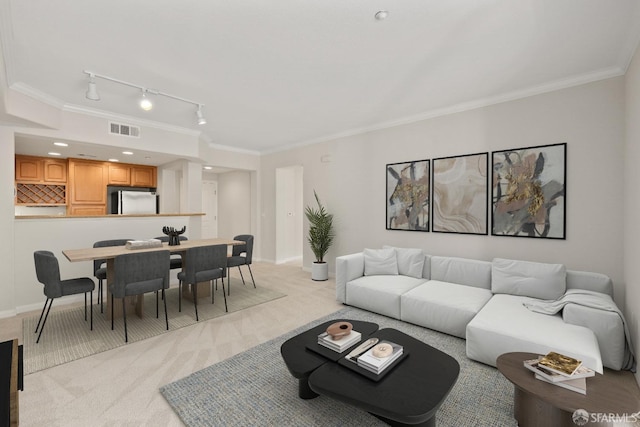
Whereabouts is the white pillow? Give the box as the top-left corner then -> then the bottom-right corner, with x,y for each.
491,258 -> 566,300
383,246 -> 425,279
364,248 -> 399,276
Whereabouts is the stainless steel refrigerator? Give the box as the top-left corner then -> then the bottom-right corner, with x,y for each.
113,190 -> 158,214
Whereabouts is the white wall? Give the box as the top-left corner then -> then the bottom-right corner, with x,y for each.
624,44 -> 640,384
217,171 -> 252,240
261,77 -> 627,307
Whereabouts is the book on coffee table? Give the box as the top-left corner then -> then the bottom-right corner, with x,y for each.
317,330 -> 362,353
356,341 -> 403,374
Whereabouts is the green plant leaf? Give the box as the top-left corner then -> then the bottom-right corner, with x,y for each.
305,190 -> 334,263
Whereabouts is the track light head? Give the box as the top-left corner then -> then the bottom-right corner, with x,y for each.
139,90 -> 153,111
196,105 -> 207,125
85,73 -> 100,101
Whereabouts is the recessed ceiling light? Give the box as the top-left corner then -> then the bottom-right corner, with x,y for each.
53,142 -> 68,147
203,166 -> 213,170
108,159 -> 119,162
375,10 -> 389,20
122,151 -> 133,155
48,152 -> 61,156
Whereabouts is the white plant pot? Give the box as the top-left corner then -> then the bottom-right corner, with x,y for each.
311,262 -> 329,281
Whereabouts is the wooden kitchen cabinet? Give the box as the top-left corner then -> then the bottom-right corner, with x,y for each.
108,163 -> 156,187
15,156 -> 68,205
15,156 -> 42,182
43,159 -> 67,183
67,159 -> 108,215
131,166 -> 156,187
108,164 -> 132,185
68,205 -> 107,216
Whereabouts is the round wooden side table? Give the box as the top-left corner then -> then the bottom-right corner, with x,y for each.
497,352 -> 640,427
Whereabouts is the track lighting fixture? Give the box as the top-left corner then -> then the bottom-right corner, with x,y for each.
196,105 -> 207,125
139,89 -> 153,111
85,73 -> 100,101
83,70 -> 206,125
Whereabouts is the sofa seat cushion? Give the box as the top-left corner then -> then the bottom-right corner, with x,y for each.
346,275 -> 427,319
466,294 -> 603,373
401,280 -> 493,338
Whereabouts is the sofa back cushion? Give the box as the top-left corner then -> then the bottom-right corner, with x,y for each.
566,270 -> 613,297
383,246 -> 426,279
430,256 -> 492,289
492,258 -> 566,299
364,248 -> 398,276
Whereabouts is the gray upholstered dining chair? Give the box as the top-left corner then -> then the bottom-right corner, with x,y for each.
110,250 -> 170,342
93,239 -> 132,313
177,244 -> 227,321
154,235 -> 188,270
226,234 -> 256,295
33,250 -> 95,343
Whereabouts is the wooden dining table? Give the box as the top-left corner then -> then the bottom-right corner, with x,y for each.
63,238 -> 244,319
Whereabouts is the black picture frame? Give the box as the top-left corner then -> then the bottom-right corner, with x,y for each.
386,160 -> 430,231
491,142 -> 567,239
432,152 -> 488,235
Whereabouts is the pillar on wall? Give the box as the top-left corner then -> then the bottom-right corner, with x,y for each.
0,127 -> 16,316
181,161 -> 203,239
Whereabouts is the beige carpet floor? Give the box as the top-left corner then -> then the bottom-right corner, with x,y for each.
22,279 -> 285,374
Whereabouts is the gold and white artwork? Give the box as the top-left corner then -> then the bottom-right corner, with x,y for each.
432,153 -> 488,234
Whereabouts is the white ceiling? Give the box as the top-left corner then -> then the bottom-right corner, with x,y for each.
3,0 -> 640,158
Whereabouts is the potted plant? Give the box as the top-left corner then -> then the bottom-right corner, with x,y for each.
305,190 -> 335,281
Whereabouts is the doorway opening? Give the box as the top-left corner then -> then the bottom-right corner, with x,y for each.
201,180 -> 218,238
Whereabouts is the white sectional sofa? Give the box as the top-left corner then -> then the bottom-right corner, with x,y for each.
335,247 -> 632,373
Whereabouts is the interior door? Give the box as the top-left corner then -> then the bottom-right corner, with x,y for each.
201,180 -> 218,238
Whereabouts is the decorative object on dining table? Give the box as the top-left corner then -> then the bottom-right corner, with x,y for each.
162,226 -> 186,246
125,239 -> 163,250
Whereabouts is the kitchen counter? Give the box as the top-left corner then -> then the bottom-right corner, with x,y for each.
15,213 -> 205,219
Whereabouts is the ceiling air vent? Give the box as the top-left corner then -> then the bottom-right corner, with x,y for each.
109,121 -> 140,138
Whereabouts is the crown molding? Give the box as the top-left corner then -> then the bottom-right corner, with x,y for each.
264,66 -> 626,155
10,82 -> 66,108
208,142 -> 261,156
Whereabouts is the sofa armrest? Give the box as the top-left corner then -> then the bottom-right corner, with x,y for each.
563,304 -> 625,370
335,253 -> 365,303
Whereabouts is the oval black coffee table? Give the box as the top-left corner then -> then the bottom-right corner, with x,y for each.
282,322 -> 459,427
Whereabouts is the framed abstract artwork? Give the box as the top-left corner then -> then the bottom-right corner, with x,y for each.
491,143 -> 566,239
432,152 -> 488,235
386,160 -> 430,231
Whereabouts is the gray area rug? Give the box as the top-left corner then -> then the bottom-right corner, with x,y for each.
22,282 -> 285,374
160,306 -> 515,426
